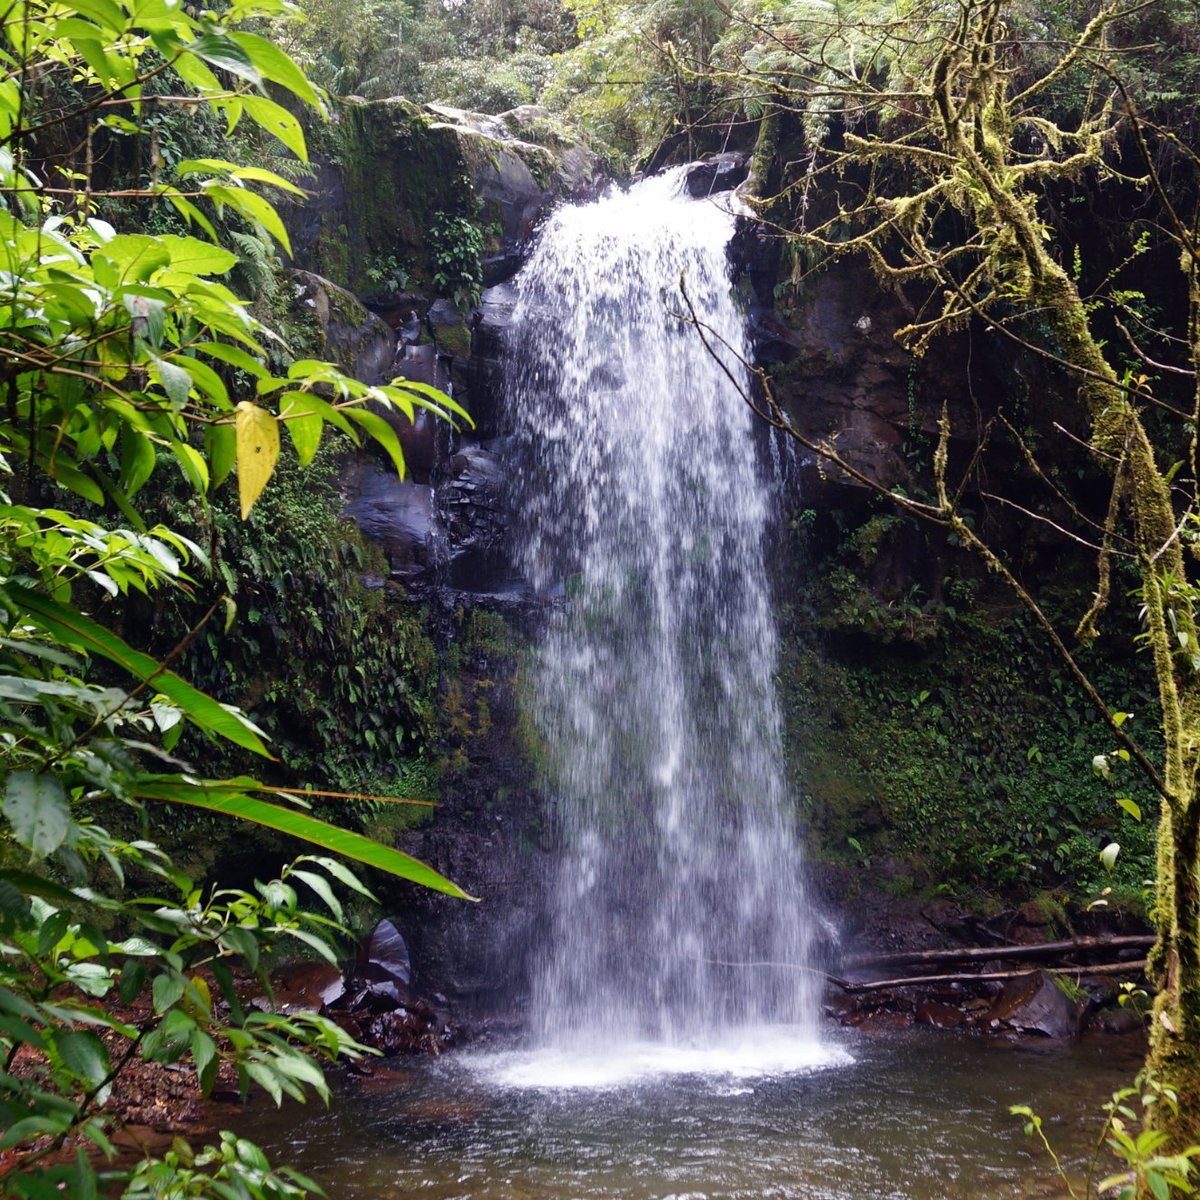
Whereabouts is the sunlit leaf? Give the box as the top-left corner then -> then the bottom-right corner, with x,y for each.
235,402 -> 280,519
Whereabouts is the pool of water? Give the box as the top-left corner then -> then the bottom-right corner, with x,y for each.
248,1028 -> 1145,1200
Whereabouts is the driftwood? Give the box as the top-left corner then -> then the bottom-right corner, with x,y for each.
825,959 -> 1148,994
843,935 -> 1154,971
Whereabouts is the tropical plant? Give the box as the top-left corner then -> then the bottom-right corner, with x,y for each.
0,0 -> 474,1193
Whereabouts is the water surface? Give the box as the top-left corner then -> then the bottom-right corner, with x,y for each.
251,1029 -> 1143,1199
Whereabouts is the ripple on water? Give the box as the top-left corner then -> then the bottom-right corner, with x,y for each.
245,1029 -> 1145,1200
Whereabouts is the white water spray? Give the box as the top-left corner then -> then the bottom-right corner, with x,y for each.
505,169 -> 822,1074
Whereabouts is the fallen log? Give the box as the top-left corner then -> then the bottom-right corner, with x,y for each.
843,935 -> 1154,971
825,960 -> 1148,994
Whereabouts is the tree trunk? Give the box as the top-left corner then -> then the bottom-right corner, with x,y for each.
1147,806 -> 1200,1141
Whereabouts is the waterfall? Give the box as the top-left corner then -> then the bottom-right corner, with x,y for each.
507,168 -> 817,1052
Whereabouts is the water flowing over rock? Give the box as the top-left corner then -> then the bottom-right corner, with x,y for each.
506,169 -> 818,1045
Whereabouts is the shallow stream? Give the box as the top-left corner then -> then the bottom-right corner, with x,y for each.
250,1028 -> 1144,1199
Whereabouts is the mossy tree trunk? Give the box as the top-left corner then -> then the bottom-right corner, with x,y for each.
759,0 -> 1200,1141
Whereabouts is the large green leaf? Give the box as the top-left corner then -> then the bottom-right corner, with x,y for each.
3,772 -> 70,859
228,32 -> 322,107
1,585 -> 272,758
131,776 -> 477,900
156,234 -> 238,277
53,1030 -> 109,1088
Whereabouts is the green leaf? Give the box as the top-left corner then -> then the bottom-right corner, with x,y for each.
152,972 -> 185,1014
0,878 -> 32,931
244,1060 -> 284,1105
171,439 -> 210,494
239,95 -> 307,161
0,870 -> 78,905
53,1030 -> 109,1087
228,33 -> 322,107
118,959 -> 148,1006
96,235 -> 170,283
195,341 -> 268,378
64,0 -> 126,34
191,1029 -> 218,1094
346,407 -> 407,478
0,1113 -> 74,1150
1115,797 -> 1142,822
118,430 -> 157,498
130,776 -> 476,899
187,34 -> 261,84
3,772 -> 70,859
208,184 -> 292,256
1,585 -> 273,757
156,234 -> 238,277
206,422 -> 237,491
391,377 -> 474,426
151,355 -> 193,407
284,926 -> 338,964
288,869 -> 342,922
280,394 -> 323,467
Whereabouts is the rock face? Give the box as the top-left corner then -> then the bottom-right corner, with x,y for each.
685,151 -> 749,197
289,270 -> 396,384
426,104 -> 606,285
285,98 -> 605,300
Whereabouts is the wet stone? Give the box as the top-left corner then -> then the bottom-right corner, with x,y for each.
916,1001 -> 965,1029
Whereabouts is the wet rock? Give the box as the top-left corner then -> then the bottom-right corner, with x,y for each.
268,962 -> 346,1013
342,463 -> 437,578
685,152 -> 749,197
425,104 -> 605,286
290,270 -> 395,384
463,281 -> 517,440
439,444 -> 515,592
987,972 -> 1083,1038
916,1000 -> 965,1029
1095,1006 -> 1146,1035
822,991 -> 861,1022
360,918 -> 413,989
360,1006 -> 451,1055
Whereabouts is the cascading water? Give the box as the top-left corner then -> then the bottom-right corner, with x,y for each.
506,168 -> 821,1076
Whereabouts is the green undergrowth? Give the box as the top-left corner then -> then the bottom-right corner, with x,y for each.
782,590 -> 1161,913
125,440 -> 442,881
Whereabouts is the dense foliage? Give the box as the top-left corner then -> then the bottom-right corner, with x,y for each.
0,0 -> 474,1195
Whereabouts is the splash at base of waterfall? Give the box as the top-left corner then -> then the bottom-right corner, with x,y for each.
464,1028 -> 853,1090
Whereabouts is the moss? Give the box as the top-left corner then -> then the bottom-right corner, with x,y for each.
306,98 -> 478,295
435,321 -> 473,360
779,592 -> 1161,902
434,607 -> 521,776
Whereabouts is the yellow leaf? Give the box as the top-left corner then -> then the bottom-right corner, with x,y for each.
235,401 -> 279,519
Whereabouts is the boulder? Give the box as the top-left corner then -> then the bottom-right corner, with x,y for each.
460,281 -> 518,440
283,97 -> 605,298
342,462 -> 437,579
986,971 -> 1083,1038
426,104 -> 606,285
290,270 -> 395,384
916,1000 -> 965,1029
438,444 -> 514,592
685,152 -> 749,197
